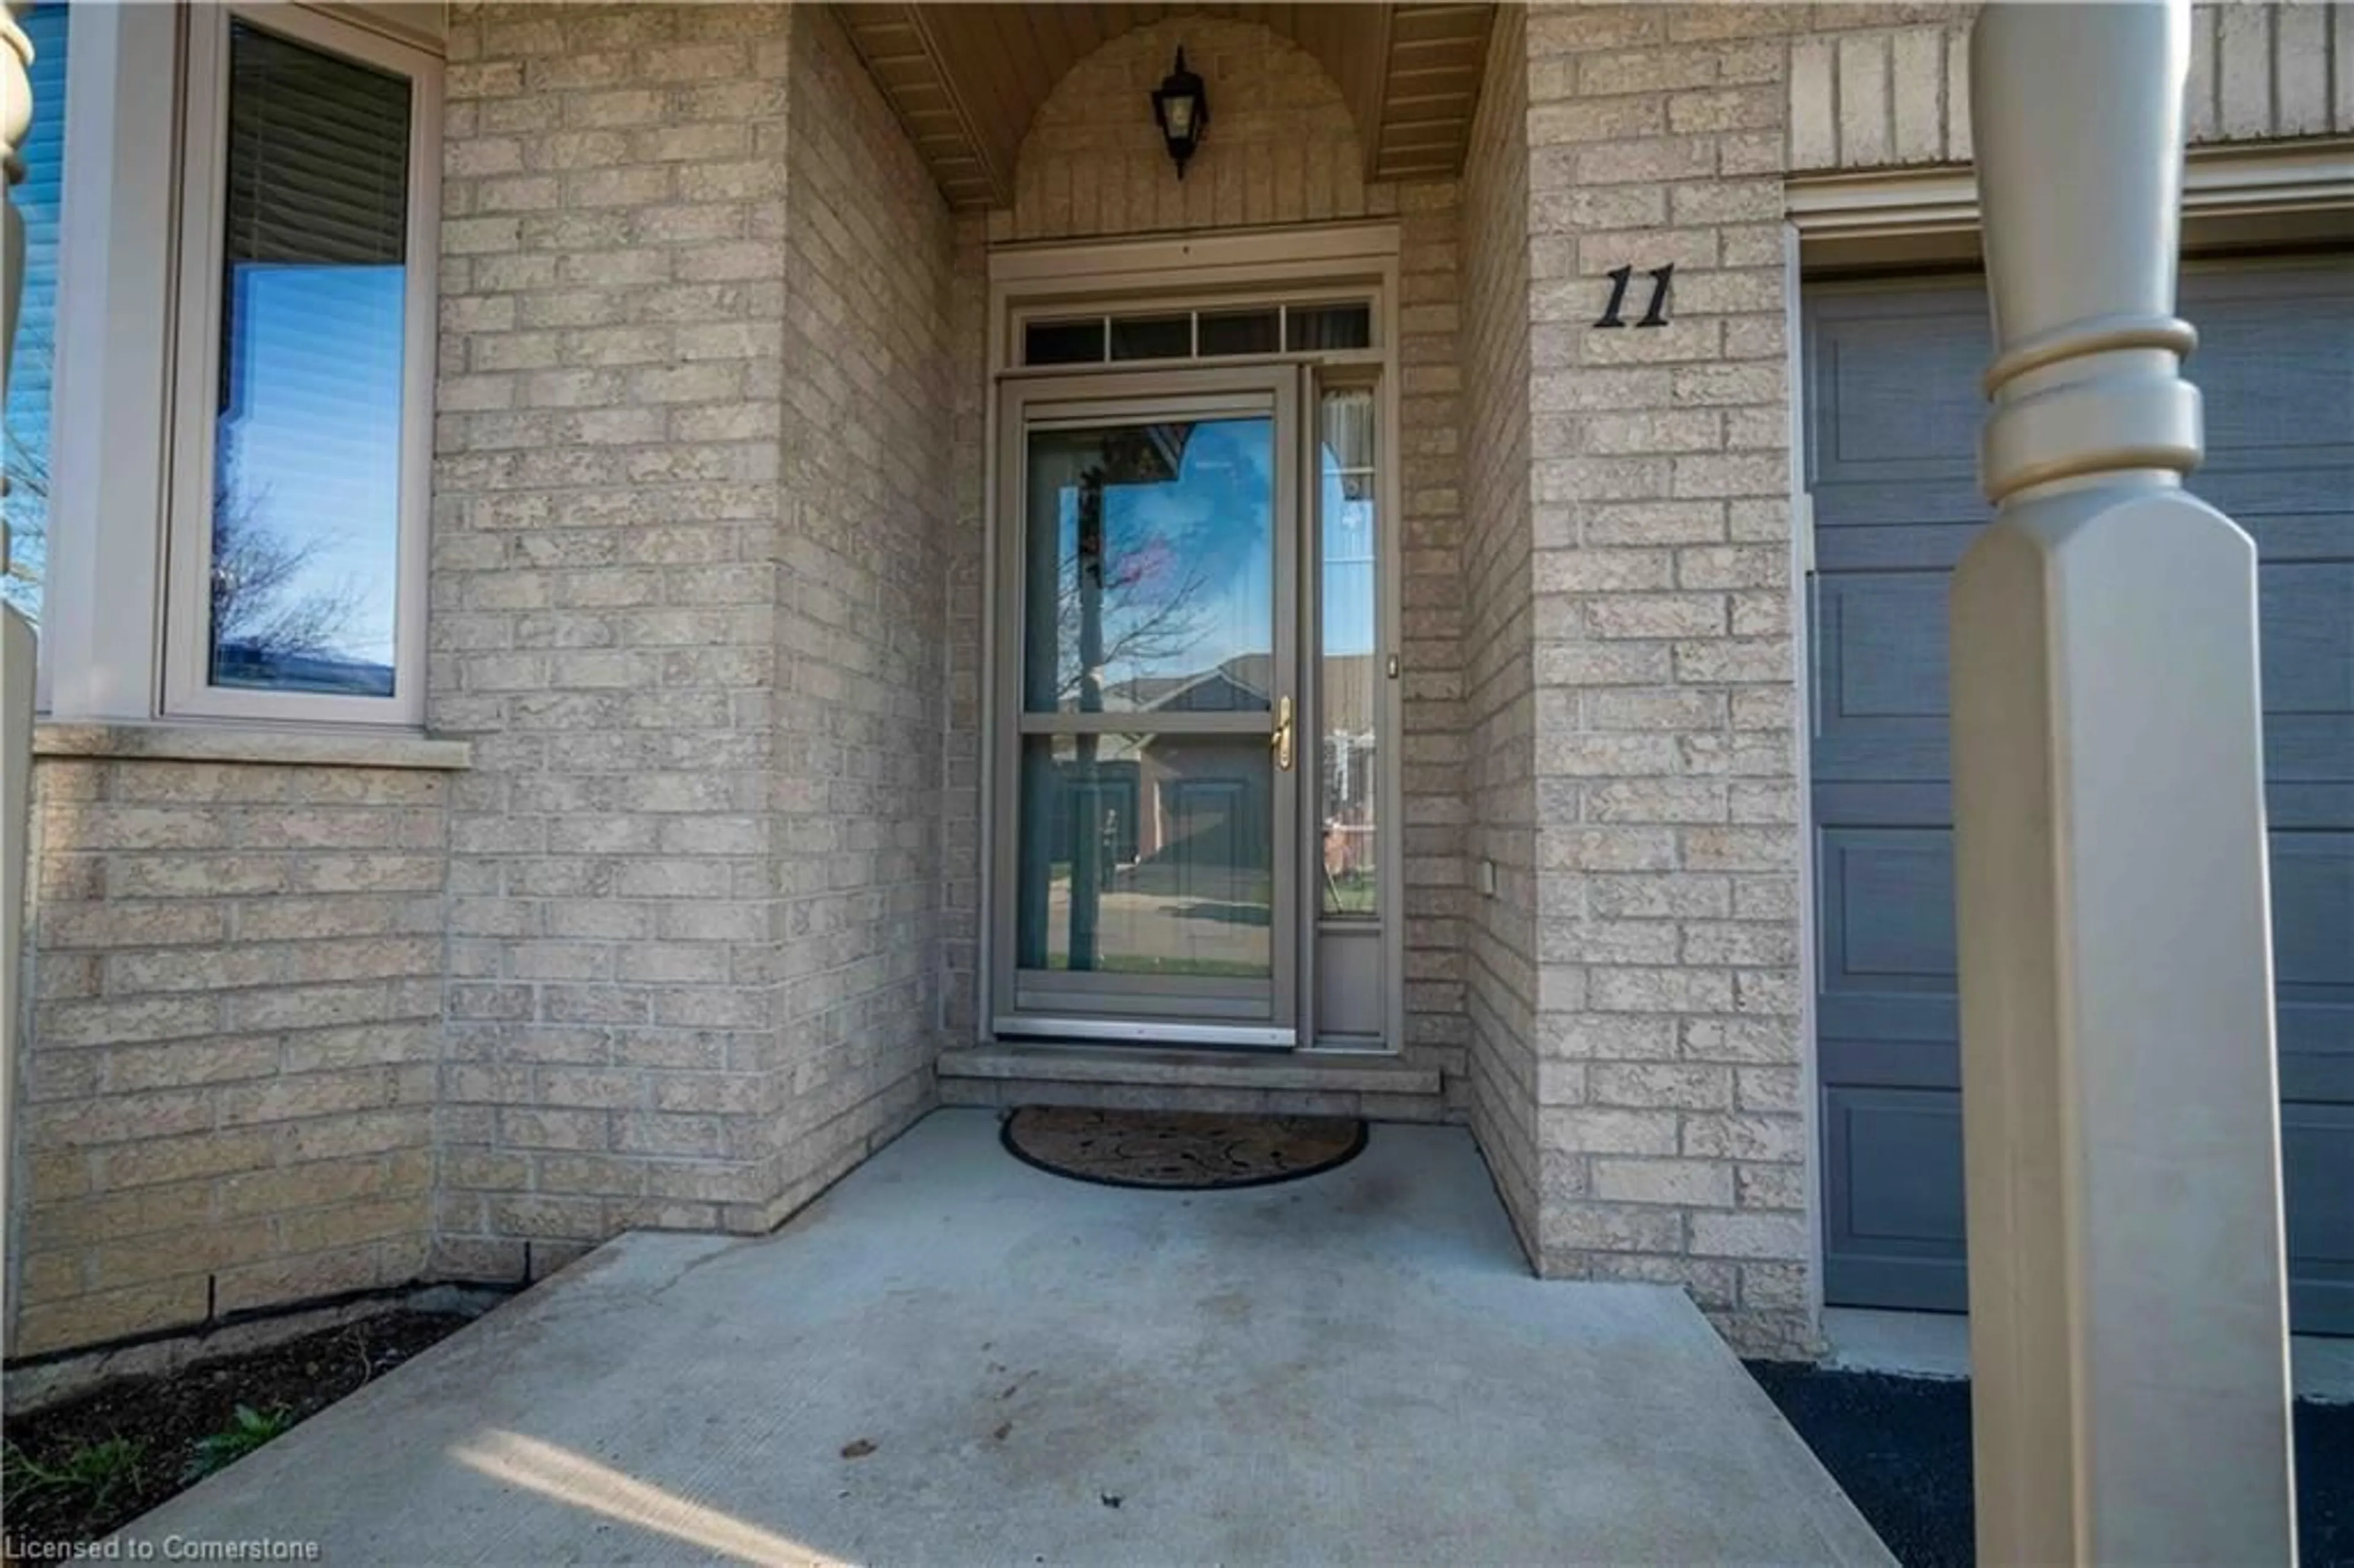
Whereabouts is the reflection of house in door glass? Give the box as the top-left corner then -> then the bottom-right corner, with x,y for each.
1128,664 -> 1273,965
1164,780 -> 1247,897
1030,731 -> 1273,980
1016,412 -> 1279,983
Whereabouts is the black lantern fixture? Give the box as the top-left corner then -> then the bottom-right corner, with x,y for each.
1151,47 -> 1209,179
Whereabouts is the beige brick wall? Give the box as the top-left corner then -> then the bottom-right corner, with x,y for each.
1398,189 -> 1469,1101
763,2 -> 956,1220
940,213 -> 990,1043
1517,2 -> 1812,1355
1790,1 -> 2354,172
1458,5 -> 1541,1245
431,1 -> 799,1279
429,1 -> 951,1279
14,757 -> 445,1357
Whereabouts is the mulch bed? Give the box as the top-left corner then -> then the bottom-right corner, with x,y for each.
3,1310 -> 471,1554
1748,1362 -> 2354,1567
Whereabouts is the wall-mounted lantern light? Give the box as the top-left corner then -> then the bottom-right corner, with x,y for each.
1151,47 -> 1208,179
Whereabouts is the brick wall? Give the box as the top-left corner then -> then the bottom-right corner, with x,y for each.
941,213 -> 989,1043
1790,1 -> 2353,172
430,1 -> 799,1279
13,754 -> 446,1356
429,0 -> 952,1277
1517,2 -> 1812,1355
1398,188 -> 1469,1105
761,2 -> 956,1222
1458,6 -> 1540,1246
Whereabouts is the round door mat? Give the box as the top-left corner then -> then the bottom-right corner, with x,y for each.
1000,1106 -> 1367,1190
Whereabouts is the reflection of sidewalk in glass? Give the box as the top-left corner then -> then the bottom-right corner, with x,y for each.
1046,865 -> 1270,976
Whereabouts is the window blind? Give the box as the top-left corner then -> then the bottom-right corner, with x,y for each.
224,21 -> 410,268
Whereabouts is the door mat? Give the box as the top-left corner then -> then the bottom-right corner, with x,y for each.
1000,1106 -> 1367,1190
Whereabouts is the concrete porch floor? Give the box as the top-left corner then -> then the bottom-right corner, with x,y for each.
119,1110 -> 1891,1565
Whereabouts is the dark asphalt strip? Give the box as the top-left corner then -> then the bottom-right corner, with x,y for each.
1745,1364 -> 2354,1568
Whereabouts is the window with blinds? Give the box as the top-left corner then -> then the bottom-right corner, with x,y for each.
207,21 -> 412,698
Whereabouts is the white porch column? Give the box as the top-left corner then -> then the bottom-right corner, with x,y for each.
1956,1 -> 2298,1561
1,0 -> 36,1358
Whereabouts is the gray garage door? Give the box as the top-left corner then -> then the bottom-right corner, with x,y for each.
1806,261 -> 2354,1334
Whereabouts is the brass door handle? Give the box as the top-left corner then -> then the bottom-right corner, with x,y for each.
1272,695 -> 1294,771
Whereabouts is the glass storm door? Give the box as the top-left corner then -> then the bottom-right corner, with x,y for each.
994,368 -> 1301,1045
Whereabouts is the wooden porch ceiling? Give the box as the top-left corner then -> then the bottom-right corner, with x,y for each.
835,3 -> 1496,210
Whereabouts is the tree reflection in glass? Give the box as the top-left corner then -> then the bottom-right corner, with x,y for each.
1019,418 -> 1276,975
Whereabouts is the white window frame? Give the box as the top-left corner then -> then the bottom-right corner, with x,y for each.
43,0 -> 179,723
158,1 -> 439,728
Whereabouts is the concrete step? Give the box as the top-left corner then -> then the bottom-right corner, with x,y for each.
937,1043 -> 1443,1098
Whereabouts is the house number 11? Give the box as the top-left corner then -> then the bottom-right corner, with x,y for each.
1594,264 -> 1674,329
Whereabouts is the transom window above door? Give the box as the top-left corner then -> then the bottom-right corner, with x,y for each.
1021,300 -> 1373,367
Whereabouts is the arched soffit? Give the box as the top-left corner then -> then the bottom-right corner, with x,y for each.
1013,17 -> 1361,235
836,3 -> 1495,211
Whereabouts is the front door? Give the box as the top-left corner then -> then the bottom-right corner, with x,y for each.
992,367 -> 1303,1046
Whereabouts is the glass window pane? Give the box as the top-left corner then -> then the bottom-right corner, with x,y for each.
1196,310 -> 1279,357
1288,303 -> 1373,352
210,21 -> 411,697
1108,314 -> 1190,361
1318,387 -> 1377,919
1020,417 -> 1274,714
3,1 -> 69,624
1015,734 -> 1273,978
1023,318 -> 1106,366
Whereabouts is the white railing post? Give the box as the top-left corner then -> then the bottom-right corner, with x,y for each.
1956,0 -> 2298,1559
1,0 -> 35,1360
